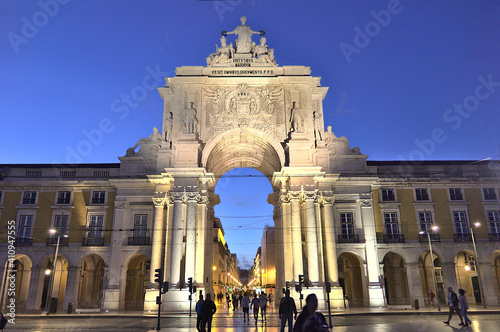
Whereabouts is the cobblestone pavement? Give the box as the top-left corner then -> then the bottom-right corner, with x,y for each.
8,313 -> 500,331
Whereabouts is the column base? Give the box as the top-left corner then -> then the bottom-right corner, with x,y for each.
368,285 -> 385,307
144,288 -> 207,313
102,288 -> 121,311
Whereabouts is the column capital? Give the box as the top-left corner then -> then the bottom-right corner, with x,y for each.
187,192 -> 200,202
198,194 -> 209,205
319,195 -> 334,206
153,197 -> 167,207
170,191 -> 187,203
302,190 -> 318,203
359,193 -> 372,207
114,201 -> 129,209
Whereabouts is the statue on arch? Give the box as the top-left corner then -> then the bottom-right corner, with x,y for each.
164,112 -> 173,148
223,16 -> 264,54
289,101 -> 304,133
183,102 -> 198,134
126,127 -> 162,156
207,36 -> 234,65
254,37 -> 276,65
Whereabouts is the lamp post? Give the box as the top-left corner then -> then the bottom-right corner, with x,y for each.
470,222 -> 486,308
420,226 -> 440,312
45,229 -> 68,315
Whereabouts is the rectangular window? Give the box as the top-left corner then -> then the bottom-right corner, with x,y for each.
91,191 -> 106,204
488,211 -> 500,235
22,191 -> 37,204
483,188 -> 498,201
384,212 -> 399,235
381,189 -> 395,202
88,215 -> 104,238
418,211 -> 433,231
18,215 -> 33,238
133,214 -> 148,238
449,188 -> 463,201
53,215 -> 69,235
57,191 -> 71,204
453,211 -> 469,234
415,188 -> 429,201
339,212 -> 354,237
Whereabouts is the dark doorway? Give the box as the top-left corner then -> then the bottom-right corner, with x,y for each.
471,276 -> 481,303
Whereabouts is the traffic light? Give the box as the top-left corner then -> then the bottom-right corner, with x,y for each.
154,268 -> 163,284
325,282 -> 331,293
188,277 -> 193,293
298,274 -> 304,286
162,281 -> 169,294
285,281 -> 290,289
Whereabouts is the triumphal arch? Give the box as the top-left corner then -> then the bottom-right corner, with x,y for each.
119,17 -> 383,311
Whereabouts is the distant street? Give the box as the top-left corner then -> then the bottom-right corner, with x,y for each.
8,313 -> 500,331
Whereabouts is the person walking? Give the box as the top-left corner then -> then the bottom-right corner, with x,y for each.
259,292 -> 268,321
195,294 -> 204,332
443,286 -> 464,326
294,293 -> 328,331
458,289 -> 472,327
279,289 -> 297,332
251,293 -> 260,324
232,293 -> 237,311
429,290 -> 435,305
201,293 -> 217,332
242,292 -> 251,322
226,292 -> 231,309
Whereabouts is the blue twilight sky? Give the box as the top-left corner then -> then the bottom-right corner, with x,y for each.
1,0 -> 499,269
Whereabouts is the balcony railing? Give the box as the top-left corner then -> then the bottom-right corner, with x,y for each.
15,237 -> 33,246
383,234 -> 405,243
46,237 -> 68,246
128,236 -> 151,245
337,234 -> 360,243
82,237 -> 105,246
418,233 -> 440,242
454,233 -> 472,242
489,233 -> 500,241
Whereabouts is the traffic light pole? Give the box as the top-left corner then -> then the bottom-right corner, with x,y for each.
154,268 -> 164,331
156,286 -> 162,331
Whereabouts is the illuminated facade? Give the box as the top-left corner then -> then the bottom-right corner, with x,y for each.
1,17 -> 500,313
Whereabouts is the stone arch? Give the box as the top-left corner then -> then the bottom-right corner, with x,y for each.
37,254 -> 69,311
382,252 -> 410,305
202,128 -> 285,178
76,254 -> 105,309
418,250 -> 445,306
123,253 -> 150,310
455,249 -> 481,304
491,250 -> 500,304
337,251 -> 366,307
1,254 -> 32,310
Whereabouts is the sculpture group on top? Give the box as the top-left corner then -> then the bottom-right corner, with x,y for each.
206,16 -> 277,66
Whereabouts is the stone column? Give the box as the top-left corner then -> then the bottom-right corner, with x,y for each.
195,195 -> 208,284
184,193 -> 198,281
25,267 -> 39,310
303,192 -> 319,284
280,193 -> 293,282
359,194 -> 385,307
321,197 -> 338,284
441,262 -> 458,292
150,198 -> 166,285
62,266 -> 78,311
170,192 -> 186,287
290,192 -> 303,281
407,262 -> 425,306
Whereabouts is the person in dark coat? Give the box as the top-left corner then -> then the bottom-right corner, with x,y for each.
294,294 -> 328,332
443,286 -> 464,326
279,289 -> 297,332
195,294 -> 204,332
201,293 -> 217,332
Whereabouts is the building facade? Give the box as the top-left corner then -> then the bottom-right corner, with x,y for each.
1,17 -> 500,313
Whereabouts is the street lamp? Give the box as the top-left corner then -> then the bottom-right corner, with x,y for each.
45,229 -> 68,315
470,222 -> 486,308
420,226 -> 440,311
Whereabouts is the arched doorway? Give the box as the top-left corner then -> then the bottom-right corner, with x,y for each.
382,252 -> 410,305
492,251 -> 500,304
455,250 -> 481,304
77,254 -> 104,309
1,255 -> 32,310
39,254 -> 68,311
419,251 -> 444,306
337,253 -> 365,307
124,255 -> 150,310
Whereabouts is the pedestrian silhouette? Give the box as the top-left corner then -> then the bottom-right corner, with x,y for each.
279,289 -> 297,332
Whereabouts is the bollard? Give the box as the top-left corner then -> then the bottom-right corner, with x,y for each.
67,303 -> 73,314
414,298 -> 419,310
